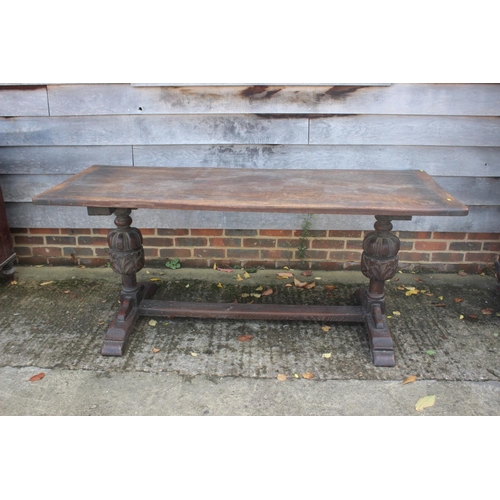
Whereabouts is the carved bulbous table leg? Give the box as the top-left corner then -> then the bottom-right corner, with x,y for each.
102,209 -> 157,355
358,216 -> 400,366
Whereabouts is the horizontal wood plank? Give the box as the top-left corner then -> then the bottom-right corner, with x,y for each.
0,86 -> 49,117
47,83 -> 500,116
7,203 -> 498,232
309,115 -> 500,147
0,146 -> 133,174
3,173 -> 497,207
133,145 -> 500,177
0,115 -> 308,146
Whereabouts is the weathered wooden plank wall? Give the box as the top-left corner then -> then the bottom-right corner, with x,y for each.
1,83 -> 499,232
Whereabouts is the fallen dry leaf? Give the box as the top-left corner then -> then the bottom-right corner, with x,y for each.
190,352 -> 198,357
294,278 -> 307,288
255,286 -> 263,291
277,374 -> 287,381
469,314 -> 478,319
403,375 -> 417,385
324,285 -> 337,291
148,319 -> 157,327
240,293 -> 250,298
414,277 -> 424,283
29,373 -> 45,382
237,334 -> 254,342
482,308 -> 494,315
152,348 -> 160,353
40,281 -> 53,286
434,303 -> 447,308
216,267 -> 233,273
302,372 -> 314,379
438,296 -> 444,301
321,325 -> 331,332
236,274 -> 243,281
454,298 -> 464,303
250,293 -> 261,298
301,271 -> 312,276
406,289 -> 419,296
149,277 -> 161,282
261,288 -> 274,296
397,285 -> 406,291
217,282 -> 223,288
305,281 -> 316,289
392,311 -> 401,316
322,352 -> 332,359
243,272 -> 251,279
460,315 -> 464,320
415,395 -> 436,411
10,280 -> 18,285
64,290 -> 71,294
277,272 -> 294,279
458,270 -> 468,276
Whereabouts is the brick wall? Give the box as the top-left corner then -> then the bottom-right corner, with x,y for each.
10,228 -> 500,273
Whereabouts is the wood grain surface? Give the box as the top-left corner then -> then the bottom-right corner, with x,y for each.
32,166 -> 468,217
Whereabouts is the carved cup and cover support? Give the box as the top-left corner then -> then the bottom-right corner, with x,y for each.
102,208 -> 157,356
359,216 -> 401,366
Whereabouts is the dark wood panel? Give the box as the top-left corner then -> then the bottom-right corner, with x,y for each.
7,203 -> 498,232
133,145 -> 500,177
0,115 -> 308,146
0,146 -> 133,174
0,86 -> 49,117
32,166 -> 468,217
47,83 -> 500,116
310,115 -> 500,147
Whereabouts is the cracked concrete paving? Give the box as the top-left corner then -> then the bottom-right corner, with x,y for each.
1,265 -> 499,415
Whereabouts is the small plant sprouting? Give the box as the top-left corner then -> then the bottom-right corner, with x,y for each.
297,214 -> 314,262
165,258 -> 181,270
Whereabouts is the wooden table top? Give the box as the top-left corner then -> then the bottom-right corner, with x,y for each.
32,165 -> 469,217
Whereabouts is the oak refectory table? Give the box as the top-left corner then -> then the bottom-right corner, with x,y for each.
32,166 -> 469,366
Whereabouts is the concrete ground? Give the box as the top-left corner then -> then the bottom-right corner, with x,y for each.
1,264 -> 499,415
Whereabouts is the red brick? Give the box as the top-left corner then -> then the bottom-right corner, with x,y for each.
46,236 -> 77,245
399,252 -> 431,262
193,248 -> 226,259
431,252 -> 464,262
465,252 -> 498,262
328,230 -> 363,238
398,231 -> 432,239
92,228 -> 110,235
158,229 -> 189,236
13,246 -> 32,256
259,229 -> 293,237
16,256 -> 49,266
175,237 -> 207,247
138,228 -> 156,235
293,230 -> 327,238
160,248 -> 192,258
142,237 -> 174,247
261,249 -> 294,260
29,228 -> 60,235
225,229 -> 257,236
191,229 -> 224,236
467,233 -> 500,240
95,248 -> 109,257
277,238 -> 301,248
33,247 -> 62,257
209,238 -> 241,247
432,232 -> 466,240
311,239 -> 345,249
78,236 -> 108,246
61,228 -> 91,235
483,242 -> 500,251
227,249 -> 260,260
328,251 -> 362,261
243,238 -> 276,248
10,228 -> 28,234
298,249 -> 328,260
449,242 -> 481,251
144,248 -> 158,258
63,247 -> 93,256
415,241 -> 447,251
15,236 -> 43,245
316,261 -> 344,271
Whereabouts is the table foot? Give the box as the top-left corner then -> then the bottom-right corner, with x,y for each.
102,282 -> 158,356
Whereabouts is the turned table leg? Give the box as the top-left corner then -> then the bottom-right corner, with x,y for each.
358,216 -> 401,366
102,208 -> 157,355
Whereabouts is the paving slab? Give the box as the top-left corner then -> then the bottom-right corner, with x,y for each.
1,265 -> 499,415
